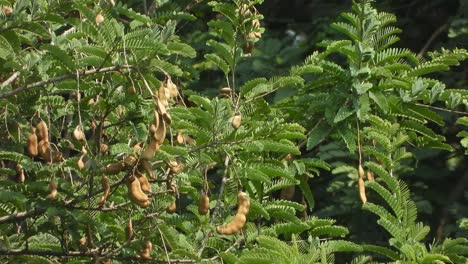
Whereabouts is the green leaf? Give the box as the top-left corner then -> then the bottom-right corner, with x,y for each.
306,123 -> 332,150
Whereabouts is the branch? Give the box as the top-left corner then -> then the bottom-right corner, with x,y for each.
415,103 -> 468,116
0,248 -> 196,263
417,23 -> 448,58
0,65 -> 135,99
0,71 -> 20,89
0,208 -> 45,224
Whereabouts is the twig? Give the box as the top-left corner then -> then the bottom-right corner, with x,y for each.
0,71 -> 20,88
0,208 -> 46,224
0,65 -> 135,99
415,103 -> 468,116
417,24 -> 448,58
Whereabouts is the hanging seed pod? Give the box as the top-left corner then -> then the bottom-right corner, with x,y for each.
216,192 -> 250,235
127,176 -> 150,207
16,164 -> 25,184
73,125 -> 86,141
166,201 -> 176,214
95,12 -> 104,25
220,87 -> 232,96
358,165 -> 365,179
141,139 -> 159,160
100,143 -> 109,154
166,78 -> 178,99
77,155 -> 85,169
108,0 -> 115,7
125,219 -> 133,241
105,162 -> 126,175
123,155 -> 138,167
198,191 -> 210,215
27,127 -> 38,157
154,113 -> 166,144
158,83 -> 169,107
168,160 -> 185,175
36,120 -> 49,142
97,175 -> 110,206
46,180 -> 58,200
135,171 -> 151,193
358,177 -> 367,204
231,115 -> 242,129
138,159 -> 155,179
367,171 -> 375,181
2,6 -> 12,15
140,240 -> 152,259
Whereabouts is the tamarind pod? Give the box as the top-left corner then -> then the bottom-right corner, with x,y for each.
27,127 -> 38,157
2,6 -> 12,15
279,185 -> 295,201
103,259 -> 112,264
220,87 -> 232,96
105,162 -> 126,175
108,0 -> 115,7
77,155 -> 85,169
168,160 -> 185,175
136,199 -> 151,208
154,113 -> 166,144
140,240 -> 152,259
166,78 -> 178,99
127,176 -> 149,203
215,192 -> 250,235
358,177 -> 367,204
176,132 -> 184,144
97,175 -> 110,206
73,125 -> 86,141
46,180 -> 58,200
125,219 -> 133,241
135,171 -> 151,193
141,140 -> 159,160
95,12 -> 104,25
152,110 -> 159,131
99,143 -> 109,155
358,165 -> 365,179
16,164 -> 25,184
162,112 -> 172,125
138,159 -> 155,179
36,120 -> 49,142
87,225 -> 94,249
123,155 -> 138,167
230,115 -> 241,129
367,171 -> 375,181
198,192 -> 210,215
166,201 -> 176,214
133,142 -> 143,154
158,83 -> 169,107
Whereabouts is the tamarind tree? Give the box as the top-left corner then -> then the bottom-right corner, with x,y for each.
0,0 -> 467,263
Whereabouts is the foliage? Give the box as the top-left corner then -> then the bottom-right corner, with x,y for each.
0,0 -> 467,263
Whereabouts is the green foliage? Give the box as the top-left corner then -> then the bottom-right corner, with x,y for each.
0,0 -> 467,263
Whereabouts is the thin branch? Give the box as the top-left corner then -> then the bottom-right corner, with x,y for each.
0,248 -> 195,263
0,71 -> 20,88
0,65 -> 135,99
417,24 -> 448,58
0,208 -> 45,224
415,103 -> 468,116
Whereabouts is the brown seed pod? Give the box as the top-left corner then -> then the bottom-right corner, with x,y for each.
135,171 -> 151,193
158,82 -> 170,107
108,0 -> 115,7
103,259 -> 112,264
2,6 -> 12,15
154,113 -> 166,144
367,171 -> 375,181
216,191 -> 250,235
46,180 -> 58,200
198,191 -> 210,215
168,160 -> 185,175
77,155 -> 85,169
176,132 -> 184,144
36,120 -> 49,142
73,125 -> 85,141
220,87 -> 232,96
231,115 -> 242,129
138,159 -> 155,179
105,162 -> 126,175
162,112 -> 172,125
16,164 -> 25,184
358,177 -> 367,204
127,176 -> 149,204
27,127 -> 38,157
141,139 -> 159,160
279,185 -> 295,201
125,219 -> 133,241
166,78 -> 178,99
358,165 -> 365,179
166,201 -> 176,214
100,143 -> 109,155
123,155 -> 138,167
140,240 -> 152,259
97,175 -> 110,206
95,12 -> 104,25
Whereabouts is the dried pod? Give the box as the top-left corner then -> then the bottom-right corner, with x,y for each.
100,143 -> 109,154
77,155 -> 85,169
16,164 -> 25,184
358,165 -> 365,179
125,219 -> 133,241
127,176 -> 149,204
166,201 -> 176,214
168,160 -> 185,175
105,162 -> 126,175
279,186 -> 295,201
367,171 -> 375,181
231,115 -> 241,129
162,112 -> 172,125
140,240 -> 152,259
220,87 -> 232,96
108,0 -> 115,7
358,177 -> 367,204
154,113 -> 166,144
135,171 -> 151,193
73,125 -> 86,141
166,78 -> 178,99
138,159 -> 155,179
158,82 -> 170,107
95,12 -> 104,25
2,6 -> 12,15
27,127 -> 38,157
123,155 -> 138,167
103,259 -> 112,264
176,132 -> 184,144
141,139 -> 159,160
198,192 -> 210,215
216,192 -> 250,235
36,120 -> 49,142
46,180 -> 58,200
97,175 -> 110,206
